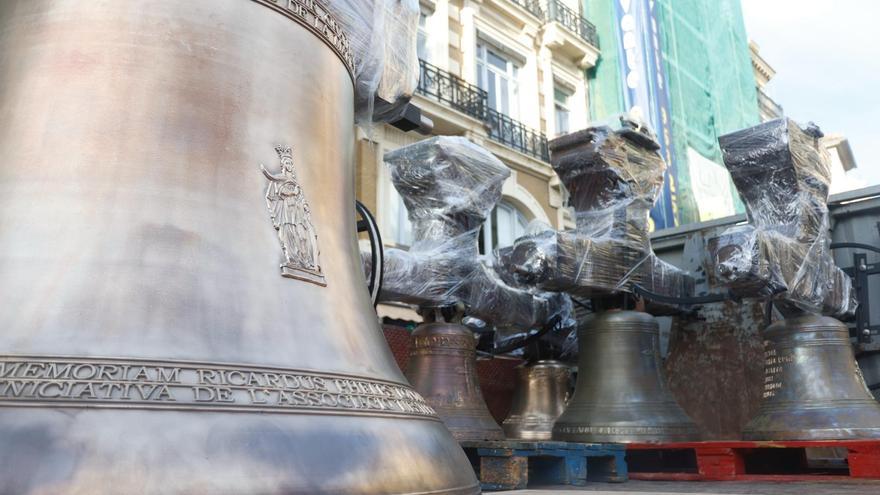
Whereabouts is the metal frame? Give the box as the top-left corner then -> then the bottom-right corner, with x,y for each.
844,251 -> 880,344
833,243 -> 880,344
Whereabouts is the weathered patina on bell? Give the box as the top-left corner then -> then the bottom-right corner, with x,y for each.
553,311 -> 699,443
406,322 -> 505,441
743,315 -> 880,440
711,120 -> 874,441
0,1 -> 478,493
503,360 -> 571,440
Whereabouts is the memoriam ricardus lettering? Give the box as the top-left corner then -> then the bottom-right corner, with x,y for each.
261,145 -> 326,285
0,359 -> 435,417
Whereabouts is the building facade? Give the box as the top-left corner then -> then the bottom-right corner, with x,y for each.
586,0 -> 761,227
354,0 -> 601,321
356,0 -> 600,250
749,41 -> 784,123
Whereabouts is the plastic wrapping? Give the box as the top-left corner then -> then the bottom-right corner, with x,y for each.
464,257 -> 573,332
709,118 -> 856,317
377,136 -> 572,330
327,0 -> 420,124
501,116 -> 693,302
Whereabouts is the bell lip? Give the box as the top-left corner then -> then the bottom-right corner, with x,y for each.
552,428 -> 701,443
501,429 -> 554,441
449,428 -> 507,441
0,408 -> 481,494
742,428 -> 880,441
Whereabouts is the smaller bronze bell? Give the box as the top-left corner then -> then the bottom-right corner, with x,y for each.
743,315 -> 880,440
553,310 -> 700,443
406,322 -> 505,441
503,360 -> 571,440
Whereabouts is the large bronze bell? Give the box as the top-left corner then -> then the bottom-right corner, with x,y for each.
553,311 -> 700,442
406,322 -> 505,441
503,360 -> 571,440
0,2 -> 478,493
743,315 -> 880,440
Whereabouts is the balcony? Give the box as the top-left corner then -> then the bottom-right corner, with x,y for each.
542,0 -> 600,68
485,0 -> 544,29
545,0 -> 598,47
510,0 -> 544,19
416,60 -> 550,162
485,108 -> 550,162
417,59 -> 487,122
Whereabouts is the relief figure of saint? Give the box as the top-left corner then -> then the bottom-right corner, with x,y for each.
261,145 -> 325,285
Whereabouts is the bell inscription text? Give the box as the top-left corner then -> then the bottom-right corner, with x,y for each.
0,357 -> 437,419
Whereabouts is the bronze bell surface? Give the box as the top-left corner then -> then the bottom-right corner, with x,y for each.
406,322 -> 505,441
0,1 -> 478,493
743,315 -> 880,440
503,360 -> 571,440
553,310 -> 700,443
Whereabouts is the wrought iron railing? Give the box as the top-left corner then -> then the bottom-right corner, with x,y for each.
545,0 -> 599,48
417,59 -> 488,121
757,88 -> 784,120
485,108 -> 550,162
510,0 -> 544,18
416,59 -> 550,162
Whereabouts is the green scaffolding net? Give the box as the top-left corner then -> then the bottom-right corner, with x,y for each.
587,0 -> 760,227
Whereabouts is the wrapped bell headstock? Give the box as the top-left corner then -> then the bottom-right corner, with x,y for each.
379,137 -> 574,330
385,136 -> 510,237
711,118 -> 856,317
502,117 -> 693,309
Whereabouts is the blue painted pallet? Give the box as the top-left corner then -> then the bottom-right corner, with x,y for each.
460,440 -> 628,491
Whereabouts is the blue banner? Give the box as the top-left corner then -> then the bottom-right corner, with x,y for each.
612,0 -> 678,229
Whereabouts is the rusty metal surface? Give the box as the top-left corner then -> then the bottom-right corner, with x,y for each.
664,300 -> 766,440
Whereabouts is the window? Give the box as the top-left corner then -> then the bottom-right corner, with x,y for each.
383,161 -> 414,247
554,86 -> 571,136
417,11 -> 430,61
477,42 -> 519,118
481,201 -> 529,253
385,184 -> 414,247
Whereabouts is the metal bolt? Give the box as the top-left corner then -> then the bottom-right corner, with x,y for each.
863,328 -> 872,337
859,263 -> 867,271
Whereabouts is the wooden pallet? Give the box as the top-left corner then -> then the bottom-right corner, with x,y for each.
461,440 -> 627,491
626,440 -> 880,481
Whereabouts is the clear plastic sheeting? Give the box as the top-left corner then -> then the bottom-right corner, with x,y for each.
500,116 -> 694,303
378,136 -> 573,331
464,257 -> 573,334
386,136 -> 509,239
379,236 -> 473,308
327,0 -> 420,124
709,118 -> 856,317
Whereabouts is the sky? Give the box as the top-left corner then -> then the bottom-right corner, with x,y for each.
740,0 -> 880,190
